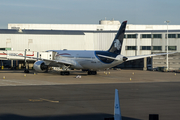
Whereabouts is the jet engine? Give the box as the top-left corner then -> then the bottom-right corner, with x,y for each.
33,61 -> 48,72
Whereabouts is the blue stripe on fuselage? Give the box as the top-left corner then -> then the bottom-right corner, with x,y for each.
95,51 -> 118,64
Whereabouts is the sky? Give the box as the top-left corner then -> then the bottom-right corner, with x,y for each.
0,0 -> 180,29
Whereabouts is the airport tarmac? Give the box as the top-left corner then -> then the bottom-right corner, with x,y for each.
0,69 -> 180,120
0,69 -> 179,86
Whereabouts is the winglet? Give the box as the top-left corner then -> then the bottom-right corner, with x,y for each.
114,89 -> 122,120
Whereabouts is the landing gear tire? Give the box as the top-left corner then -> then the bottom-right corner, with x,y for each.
60,72 -> 64,75
88,71 -> 97,75
45,67 -> 49,73
65,71 -> 70,75
24,69 -> 29,73
60,71 -> 70,75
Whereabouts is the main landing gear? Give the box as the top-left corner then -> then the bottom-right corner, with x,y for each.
60,71 -> 97,75
60,71 -> 70,75
60,65 -> 70,75
88,71 -> 97,75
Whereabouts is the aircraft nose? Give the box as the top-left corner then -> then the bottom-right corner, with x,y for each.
123,57 -> 128,61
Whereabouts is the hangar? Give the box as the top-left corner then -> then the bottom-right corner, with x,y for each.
0,20 -> 180,70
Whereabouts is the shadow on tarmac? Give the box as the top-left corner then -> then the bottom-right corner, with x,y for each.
0,69 -> 89,76
0,69 -> 35,74
0,114 -> 141,120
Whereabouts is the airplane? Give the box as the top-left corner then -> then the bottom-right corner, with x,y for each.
6,21 -> 175,75
33,21 -> 128,75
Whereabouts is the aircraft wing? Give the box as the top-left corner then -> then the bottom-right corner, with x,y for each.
126,52 -> 177,61
38,58 -> 73,65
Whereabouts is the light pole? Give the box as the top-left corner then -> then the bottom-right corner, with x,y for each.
164,20 -> 170,71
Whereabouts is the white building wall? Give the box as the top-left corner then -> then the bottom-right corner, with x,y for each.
0,34 -> 86,51
83,33 -> 94,50
1,31 -> 180,55
123,38 -> 136,56
93,33 -> 115,51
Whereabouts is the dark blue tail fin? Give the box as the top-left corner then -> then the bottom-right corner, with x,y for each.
108,21 -> 127,54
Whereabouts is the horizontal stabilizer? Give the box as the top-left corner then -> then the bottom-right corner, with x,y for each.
97,54 -> 118,60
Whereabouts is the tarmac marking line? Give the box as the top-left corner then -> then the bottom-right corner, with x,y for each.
29,99 -> 43,102
40,98 -> 59,103
29,98 -> 59,103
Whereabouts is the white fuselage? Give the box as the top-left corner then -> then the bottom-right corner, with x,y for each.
52,50 -> 124,70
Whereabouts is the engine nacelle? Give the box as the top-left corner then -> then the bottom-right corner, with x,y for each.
33,61 -> 48,72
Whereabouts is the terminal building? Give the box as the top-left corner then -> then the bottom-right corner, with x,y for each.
0,20 -> 180,70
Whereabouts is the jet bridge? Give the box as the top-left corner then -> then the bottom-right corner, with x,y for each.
0,50 -> 57,70
0,50 -> 56,60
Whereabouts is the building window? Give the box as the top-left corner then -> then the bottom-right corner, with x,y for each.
126,46 -> 137,50
165,46 -> 177,51
0,48 -> 11,50
0,48 -> 6,50
141,34 -> 151,38
124,34 -> 126,38
178,34 -> 180,38
153,34 -> 162,38
127,34 -> 137,38
140,46 -> 151,50
167,34 -> 176,38
97,29 -> 103,31
152,46 -> 162,50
